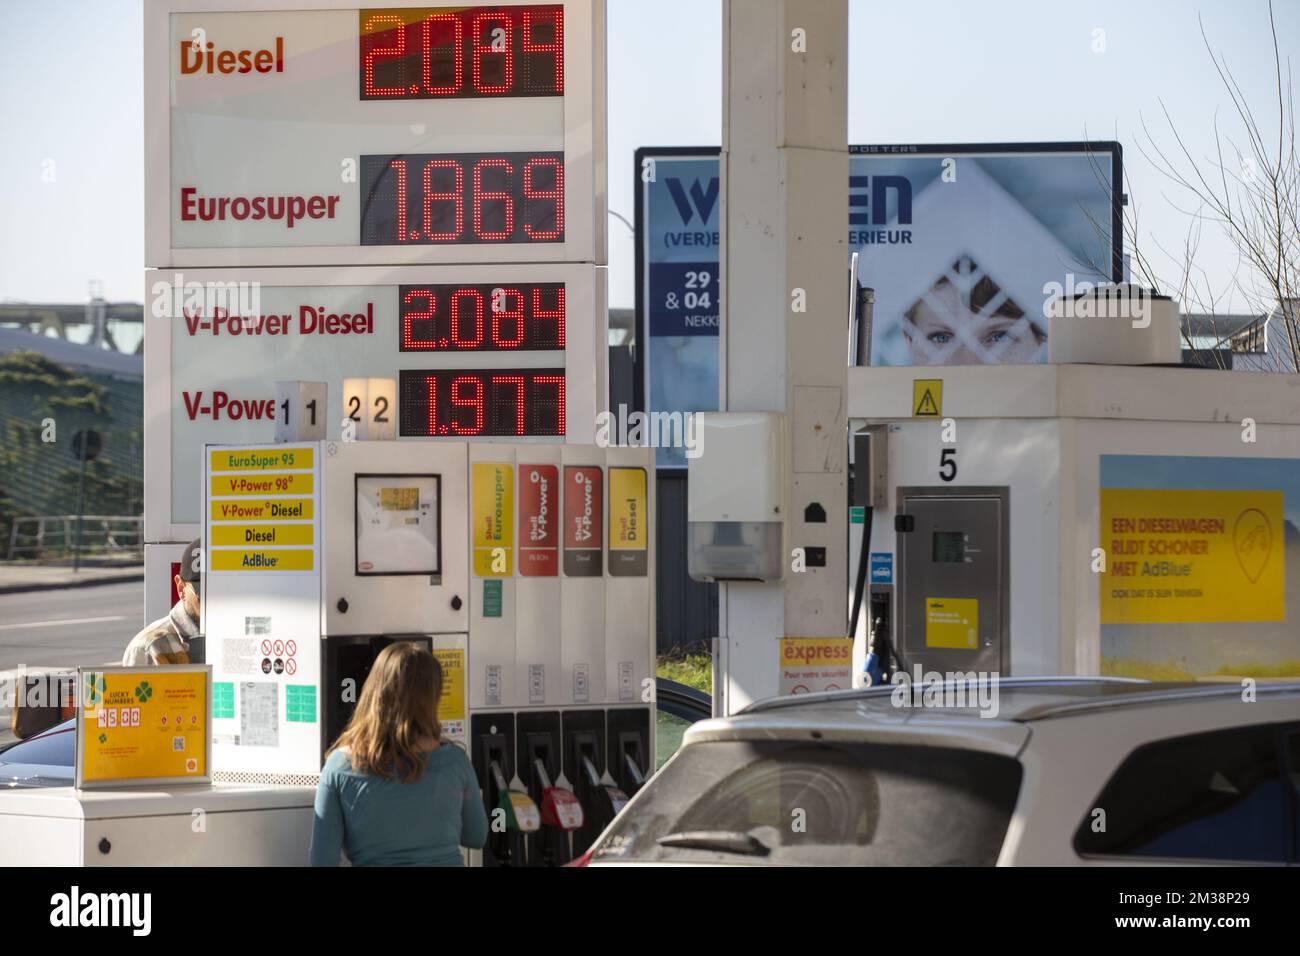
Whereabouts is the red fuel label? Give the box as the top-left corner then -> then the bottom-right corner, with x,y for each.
563,466 -> 602,577
519,464 -> 559,576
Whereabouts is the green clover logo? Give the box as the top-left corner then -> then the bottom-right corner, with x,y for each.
84,673 -> 106,706
98,734 -> 107,744
134,681 -> 153,703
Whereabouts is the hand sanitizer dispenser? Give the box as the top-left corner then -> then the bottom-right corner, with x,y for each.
687,412 -> 784,582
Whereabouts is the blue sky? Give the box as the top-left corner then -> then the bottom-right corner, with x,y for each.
1,0 -> 1295,314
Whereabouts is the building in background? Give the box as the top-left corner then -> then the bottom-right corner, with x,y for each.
0,323 -> 143,560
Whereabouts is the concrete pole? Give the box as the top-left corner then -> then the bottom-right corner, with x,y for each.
718,0 -> 849,713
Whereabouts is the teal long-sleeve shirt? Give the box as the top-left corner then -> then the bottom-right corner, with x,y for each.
310,744 -> 489,866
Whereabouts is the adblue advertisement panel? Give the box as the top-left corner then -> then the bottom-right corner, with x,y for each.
1099,455 -> 1300,680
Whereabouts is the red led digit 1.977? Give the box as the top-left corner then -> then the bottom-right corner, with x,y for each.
360,5 -> 563,100
399,369 -> 565,437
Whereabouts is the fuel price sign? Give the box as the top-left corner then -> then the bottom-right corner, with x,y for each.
144,0 -> 605,266
145,262 -> 603,541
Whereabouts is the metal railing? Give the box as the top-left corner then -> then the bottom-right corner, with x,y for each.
6,515 -> 143,560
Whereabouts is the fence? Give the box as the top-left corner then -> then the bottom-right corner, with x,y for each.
6,515 -> 143,560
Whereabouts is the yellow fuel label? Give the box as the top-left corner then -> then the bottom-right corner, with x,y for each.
209,447 -> 313,472
210,524 -> 314,546
472,463 -> 514,576
210,549 -> 314,572
210,473 -> 312,497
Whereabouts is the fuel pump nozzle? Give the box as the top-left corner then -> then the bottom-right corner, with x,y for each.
534,759 -> 585,842
492,762 -> 541,837
486,759 -> 534,866
620,750 -> 645,791
580,753 -> 630,820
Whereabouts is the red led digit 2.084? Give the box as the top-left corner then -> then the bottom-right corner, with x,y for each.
399,282 -> 565,352
360,5 -> 563,100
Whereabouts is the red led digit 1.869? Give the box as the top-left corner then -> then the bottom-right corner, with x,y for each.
361,152 -> 564,245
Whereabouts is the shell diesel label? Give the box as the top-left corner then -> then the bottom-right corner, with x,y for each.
563,465 -> 602,577
608,466 -> 647,577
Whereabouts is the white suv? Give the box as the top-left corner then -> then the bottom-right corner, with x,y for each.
579,678 -> 1300,866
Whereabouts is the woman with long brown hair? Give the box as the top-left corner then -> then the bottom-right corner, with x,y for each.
309,642 -> 487,866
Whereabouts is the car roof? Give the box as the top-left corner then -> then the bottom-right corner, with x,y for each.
678,678 -> 1300,753
738,676 -> 1300,723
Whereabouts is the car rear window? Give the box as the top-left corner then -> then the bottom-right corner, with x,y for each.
591,740 -> 1022,865
1073,723 -> 1292,862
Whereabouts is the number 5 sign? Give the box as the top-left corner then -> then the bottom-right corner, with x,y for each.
342,378 -> 398,441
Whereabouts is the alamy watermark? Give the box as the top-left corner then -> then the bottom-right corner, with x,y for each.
150,271 -> 262,325
890,666 -> 1001,719
1042,276 -> 1153,329
49,886 -> 151,936
594,404 -> 704,459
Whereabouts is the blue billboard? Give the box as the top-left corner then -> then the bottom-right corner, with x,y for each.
635,150 -> 723,468
635,143 -> 1123,467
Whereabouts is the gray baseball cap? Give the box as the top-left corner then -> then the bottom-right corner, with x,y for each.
178,538 -> 202,583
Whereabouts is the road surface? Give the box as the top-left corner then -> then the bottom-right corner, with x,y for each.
0,580 -> 144,741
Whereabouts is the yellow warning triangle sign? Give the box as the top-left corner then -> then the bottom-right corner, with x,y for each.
912,379 -> 943,417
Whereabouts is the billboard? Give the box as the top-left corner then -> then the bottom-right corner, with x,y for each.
1100,455 -> 1300,680
634,143 -> 1123,466
634,149 -> 720,468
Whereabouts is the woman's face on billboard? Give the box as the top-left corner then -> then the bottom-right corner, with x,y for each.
903,277 -> 1045,365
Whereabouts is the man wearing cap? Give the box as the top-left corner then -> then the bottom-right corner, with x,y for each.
122,538 -> 202,666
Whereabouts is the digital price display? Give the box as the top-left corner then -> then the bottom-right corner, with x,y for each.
149,1 -> 601,265
399,282 -> 565,351
361,152 -> 564,245
399,369 -> 565,436
360,5 -> 563,100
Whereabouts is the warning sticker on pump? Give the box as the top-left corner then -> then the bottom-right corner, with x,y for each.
925,597 -> 979,649
912,379 -> 942,417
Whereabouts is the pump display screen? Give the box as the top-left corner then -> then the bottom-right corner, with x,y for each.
360,6 -> 564,100
932,531 -> 966,563
356,474 -> 441,575
360,152 -> 564,245
399,282 -> 565,351
399,368 -> 564,436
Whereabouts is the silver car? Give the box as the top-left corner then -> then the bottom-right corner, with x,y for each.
578,678 -> 1300,866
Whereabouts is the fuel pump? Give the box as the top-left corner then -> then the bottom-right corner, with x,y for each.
202,438 -> 655,866
607,709 -> 651,797
564,713 -> 626,851
850,427 -> 898,687
518,714 -> 583,865
473,717 -> 524,866
533,760 -> 584,865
